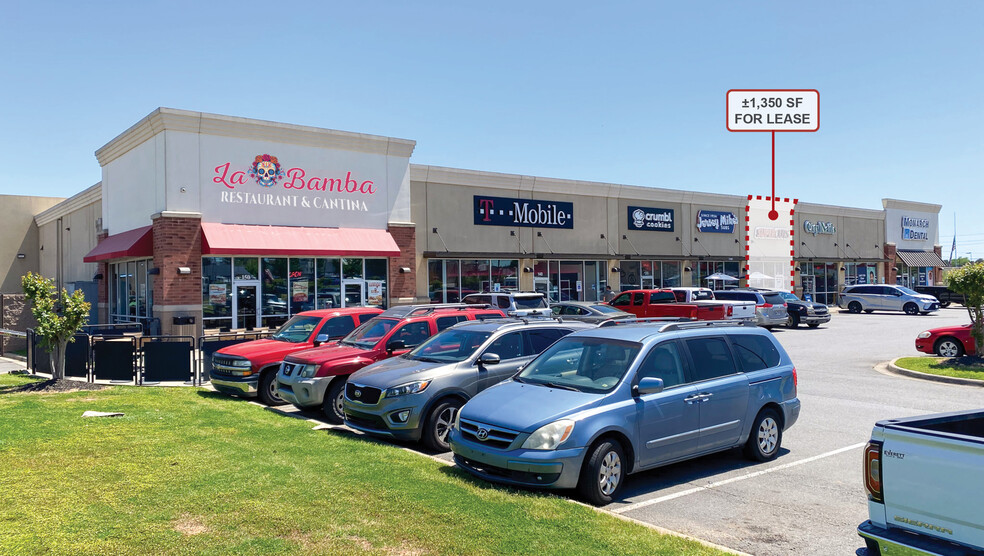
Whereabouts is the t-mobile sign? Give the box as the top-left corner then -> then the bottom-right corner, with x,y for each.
473,195 -> 574,229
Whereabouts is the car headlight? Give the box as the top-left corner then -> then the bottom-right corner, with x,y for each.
917,331 -> 932,339
299,364 -> 318,378
521,419 -> 575,450
230,359 -> 251,368
384,380 -> 431,398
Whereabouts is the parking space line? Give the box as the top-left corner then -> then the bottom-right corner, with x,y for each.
611,442 -> 867,514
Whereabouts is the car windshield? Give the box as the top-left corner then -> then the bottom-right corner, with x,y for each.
779,292 -> 800,302
516,337 -> 642,393
690,290 -> 715,301
341,318 -> 399,349
590,304 -> 624,314
514,296 -> 548,310
270,315 -> 323,343
406,329 -> 493,363
897,286 -> 919,295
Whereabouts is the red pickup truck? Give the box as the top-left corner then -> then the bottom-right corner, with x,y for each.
209,307 -> 383,406
276,304 -> 505,423
609,289 -> 728,321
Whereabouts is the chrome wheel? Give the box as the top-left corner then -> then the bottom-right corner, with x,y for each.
436,406 -> 456,444
598,450 -> 622,496
333,390 -> 345,420
757,417 -> 779,456
936,339 -> 963,358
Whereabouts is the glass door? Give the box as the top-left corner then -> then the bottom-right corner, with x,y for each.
342,279 -> 365,307
232,281 -> 260,329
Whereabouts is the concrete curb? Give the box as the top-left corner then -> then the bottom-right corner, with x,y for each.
883,357 -> 984,387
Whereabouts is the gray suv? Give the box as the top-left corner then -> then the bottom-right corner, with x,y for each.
837,284 -> 939,315
461,292 -> 550,316
713,290 -> 789,328
343,318 -> 594,451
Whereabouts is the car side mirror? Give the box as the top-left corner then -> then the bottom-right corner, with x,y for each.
633,377 -> 664,397
313,333 -> 330,347
386,340 -> 406,353
477,353 -> 500,366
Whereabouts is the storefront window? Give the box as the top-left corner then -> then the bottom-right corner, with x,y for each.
428,259 -> 519,303
693,261 -> 741,288
460,260 -> 485,298
343,258 -> 364,280
317,258 -> 341,308
289,258 -> 316,314
261,258 -> 289,327
109,258 -> 153,325
364,259 -> 388,308
490,260 -> 519,292
202,257 -> 233,329
619,261 -> 641,292
662,261 -> 681,287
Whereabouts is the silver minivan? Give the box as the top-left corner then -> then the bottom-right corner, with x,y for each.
343,318 -> 594,451
837,285 -> 939,315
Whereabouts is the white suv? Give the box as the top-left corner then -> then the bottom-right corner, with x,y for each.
461,292 -> 550,316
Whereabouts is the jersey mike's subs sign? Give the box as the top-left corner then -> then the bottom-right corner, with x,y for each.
473,195 -> 574,229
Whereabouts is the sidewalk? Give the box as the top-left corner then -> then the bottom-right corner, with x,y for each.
0,356 -> 28,373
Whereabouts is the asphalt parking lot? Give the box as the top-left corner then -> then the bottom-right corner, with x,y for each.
282,307 -> 981,555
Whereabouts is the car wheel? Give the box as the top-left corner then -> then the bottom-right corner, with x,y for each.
903,303 -> 919,315
807,323 -> 820,328
787,313 -> 800,328
848,301 -> 862,314
423,399 -> 462,452
935,337 -> 965,358
322,377 -> 347,424
744,408 -> 782,462
577,438 -> 625,506
864,309 -> 874,314
940,301 -> 951,308
258,370 -> 287,406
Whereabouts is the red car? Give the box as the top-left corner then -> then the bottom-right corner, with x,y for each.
209,307 -> 383,405
915,324 -> 976,357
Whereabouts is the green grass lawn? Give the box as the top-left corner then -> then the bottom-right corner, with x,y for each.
895,357 -> 984,381
0,374 -> 726,556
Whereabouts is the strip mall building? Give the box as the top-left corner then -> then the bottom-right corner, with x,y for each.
6,108 -> 945,336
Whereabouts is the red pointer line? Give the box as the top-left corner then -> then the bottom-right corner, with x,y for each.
771,131 -> 776,214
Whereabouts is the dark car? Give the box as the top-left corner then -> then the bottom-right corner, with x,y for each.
775,291 -> 830,328
550,301 -> 635,324
913,286 -> 964,308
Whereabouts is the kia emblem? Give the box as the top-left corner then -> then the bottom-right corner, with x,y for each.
476,427 -> 489,441
354,389 -> 362,398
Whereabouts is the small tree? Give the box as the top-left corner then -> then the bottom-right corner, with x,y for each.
947,262 -> 984,357
21,272 -> 91,380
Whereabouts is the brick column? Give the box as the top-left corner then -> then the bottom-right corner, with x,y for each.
95,231 -> 109,323
387,224 -> 417,305
152,214 -> 202,336
883,243 -> 897,285
933,244 -> 943,284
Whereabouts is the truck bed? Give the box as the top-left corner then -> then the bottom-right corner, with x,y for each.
880,410 -> 984,442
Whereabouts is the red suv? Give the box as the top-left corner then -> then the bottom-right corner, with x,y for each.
209,308 -> 383,405
277,304 -> 504,423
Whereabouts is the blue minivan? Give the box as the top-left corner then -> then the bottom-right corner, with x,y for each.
448,321 -> 800,505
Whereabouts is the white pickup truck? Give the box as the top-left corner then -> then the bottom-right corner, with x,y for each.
670,287 -> 756,322
858,409 -> 984,555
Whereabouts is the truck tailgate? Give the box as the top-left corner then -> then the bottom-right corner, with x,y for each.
879,419 -> 984,548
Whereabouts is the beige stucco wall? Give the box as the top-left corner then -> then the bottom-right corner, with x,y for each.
795,203 -> 885,261
35,184 -> 102,288
0,194 -> 65,292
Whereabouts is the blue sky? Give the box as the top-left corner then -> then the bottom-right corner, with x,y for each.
3,1 -> 982,257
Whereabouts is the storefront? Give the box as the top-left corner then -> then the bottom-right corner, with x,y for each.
18,109 -> 945,327
82,108 -> 415,335
883,199 -> 945,287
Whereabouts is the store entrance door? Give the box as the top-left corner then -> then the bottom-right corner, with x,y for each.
342,279 -> 365,307
533,277 -> 549,300
232,281 -> 260,329
800,275 -> 816,302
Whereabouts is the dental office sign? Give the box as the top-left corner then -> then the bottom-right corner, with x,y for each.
901,216 -> 930,241
696,210 -> 738,233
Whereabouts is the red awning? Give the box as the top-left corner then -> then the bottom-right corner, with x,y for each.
83,225 -> 153,262
200,223 -> 401,257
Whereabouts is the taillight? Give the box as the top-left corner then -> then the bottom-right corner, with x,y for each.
792,366 -> 797,392
727,305 -> 734,316
864,441 -> 884,502
758,303 -> 772,308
